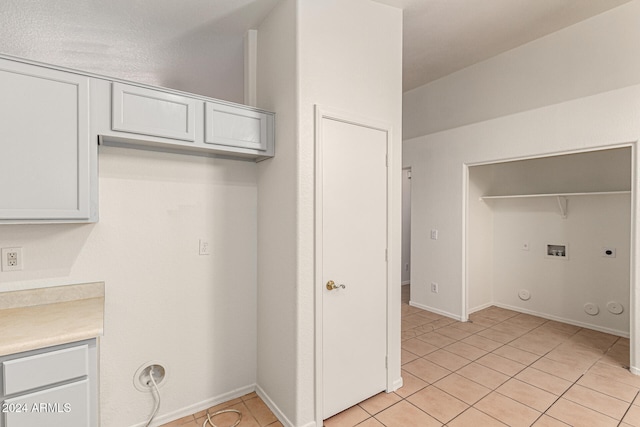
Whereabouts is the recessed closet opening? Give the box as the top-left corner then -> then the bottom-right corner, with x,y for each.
466,146 -> 633,340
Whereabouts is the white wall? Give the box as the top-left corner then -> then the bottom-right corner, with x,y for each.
403,0 -> 640,139
486,148 -> 632,195
0,14 -> 259,427
491,193 -> 631,335
257,1 -> 402,425
467,166 -> 494,311
0,149 -> 258,426
256,0 -> 298,424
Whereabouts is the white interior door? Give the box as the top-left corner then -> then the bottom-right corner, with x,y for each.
320,116 -> 388,419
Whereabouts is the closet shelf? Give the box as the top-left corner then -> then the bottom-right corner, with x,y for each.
480,191 -> 631,219
480,190 -> 630,200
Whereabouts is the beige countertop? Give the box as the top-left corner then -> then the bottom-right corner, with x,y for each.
0,282 -> 104,356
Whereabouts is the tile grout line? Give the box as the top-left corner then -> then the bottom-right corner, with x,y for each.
616,389 -> 639,427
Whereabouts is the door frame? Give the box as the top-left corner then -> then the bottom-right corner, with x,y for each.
314,105 -> 395,425
402,167 -> 412,286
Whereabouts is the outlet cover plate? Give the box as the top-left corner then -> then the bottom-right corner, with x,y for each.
1,247 -> 23,271
199,239 -> 211,256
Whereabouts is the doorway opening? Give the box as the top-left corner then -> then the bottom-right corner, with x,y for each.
465,145 -> 635,366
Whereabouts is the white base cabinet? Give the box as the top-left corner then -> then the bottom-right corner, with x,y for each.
0,339 -> 97,427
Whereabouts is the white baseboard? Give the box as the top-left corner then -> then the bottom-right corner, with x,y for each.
140,383 -> 308,427
409,300 -> 463,321
256,385 -> 314,427
493,302 -> 629,338
467,302 -> 494,314
630,366 -> 640,376
137,384 -> 256,427
390,376 -> 403,392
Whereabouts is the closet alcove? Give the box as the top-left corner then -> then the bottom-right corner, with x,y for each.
467,146 -> 632,338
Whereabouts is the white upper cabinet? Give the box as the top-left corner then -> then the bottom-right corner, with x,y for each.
111,82 -> 197,142
205,102 -> 269,152
103,81 -> 275,160
0,54 -> 275,223
0,58 -> 96,223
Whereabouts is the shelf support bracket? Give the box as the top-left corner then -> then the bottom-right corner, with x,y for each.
557,196 -> 568,219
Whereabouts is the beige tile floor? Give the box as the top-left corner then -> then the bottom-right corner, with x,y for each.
323,286 -> 639,427
164,286 -> 640,426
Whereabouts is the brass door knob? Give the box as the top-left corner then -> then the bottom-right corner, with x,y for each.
326,280 -> 346,290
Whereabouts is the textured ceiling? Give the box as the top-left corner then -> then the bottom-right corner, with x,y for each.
374,0 -> 633,91
0,0 -> 633,99
0,0 -> 280,102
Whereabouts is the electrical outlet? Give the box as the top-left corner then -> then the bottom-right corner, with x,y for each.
430,229 -> 438,240
404,263 -> 409,271
1,247 -> 23,271
199,239 -> 210,256
430,282 -> 439,293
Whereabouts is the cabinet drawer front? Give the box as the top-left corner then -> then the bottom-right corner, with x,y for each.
112,82 -> 197,142
3,345 -> 88,396
205,102 -> 268,151
2,379 -> 89,427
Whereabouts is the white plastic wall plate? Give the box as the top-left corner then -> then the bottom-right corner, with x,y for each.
1,247 -> 23,271
584,303 -> 599,316
199,239 -> 211,255
518,289 -> 531,301
133,361 -> 168,392
607,301 -> 624,315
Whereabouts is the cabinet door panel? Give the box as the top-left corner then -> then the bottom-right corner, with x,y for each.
205,102 -> 267,151
112,82 -> 197,142
3,380 -> 89,427
0,60 -> 90,220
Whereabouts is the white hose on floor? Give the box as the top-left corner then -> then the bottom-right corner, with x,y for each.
202,408 -> 242,427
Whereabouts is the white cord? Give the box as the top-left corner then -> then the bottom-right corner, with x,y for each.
144,368 -> 161,427
202,408 -> 242,427
140,365 -> 240,427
